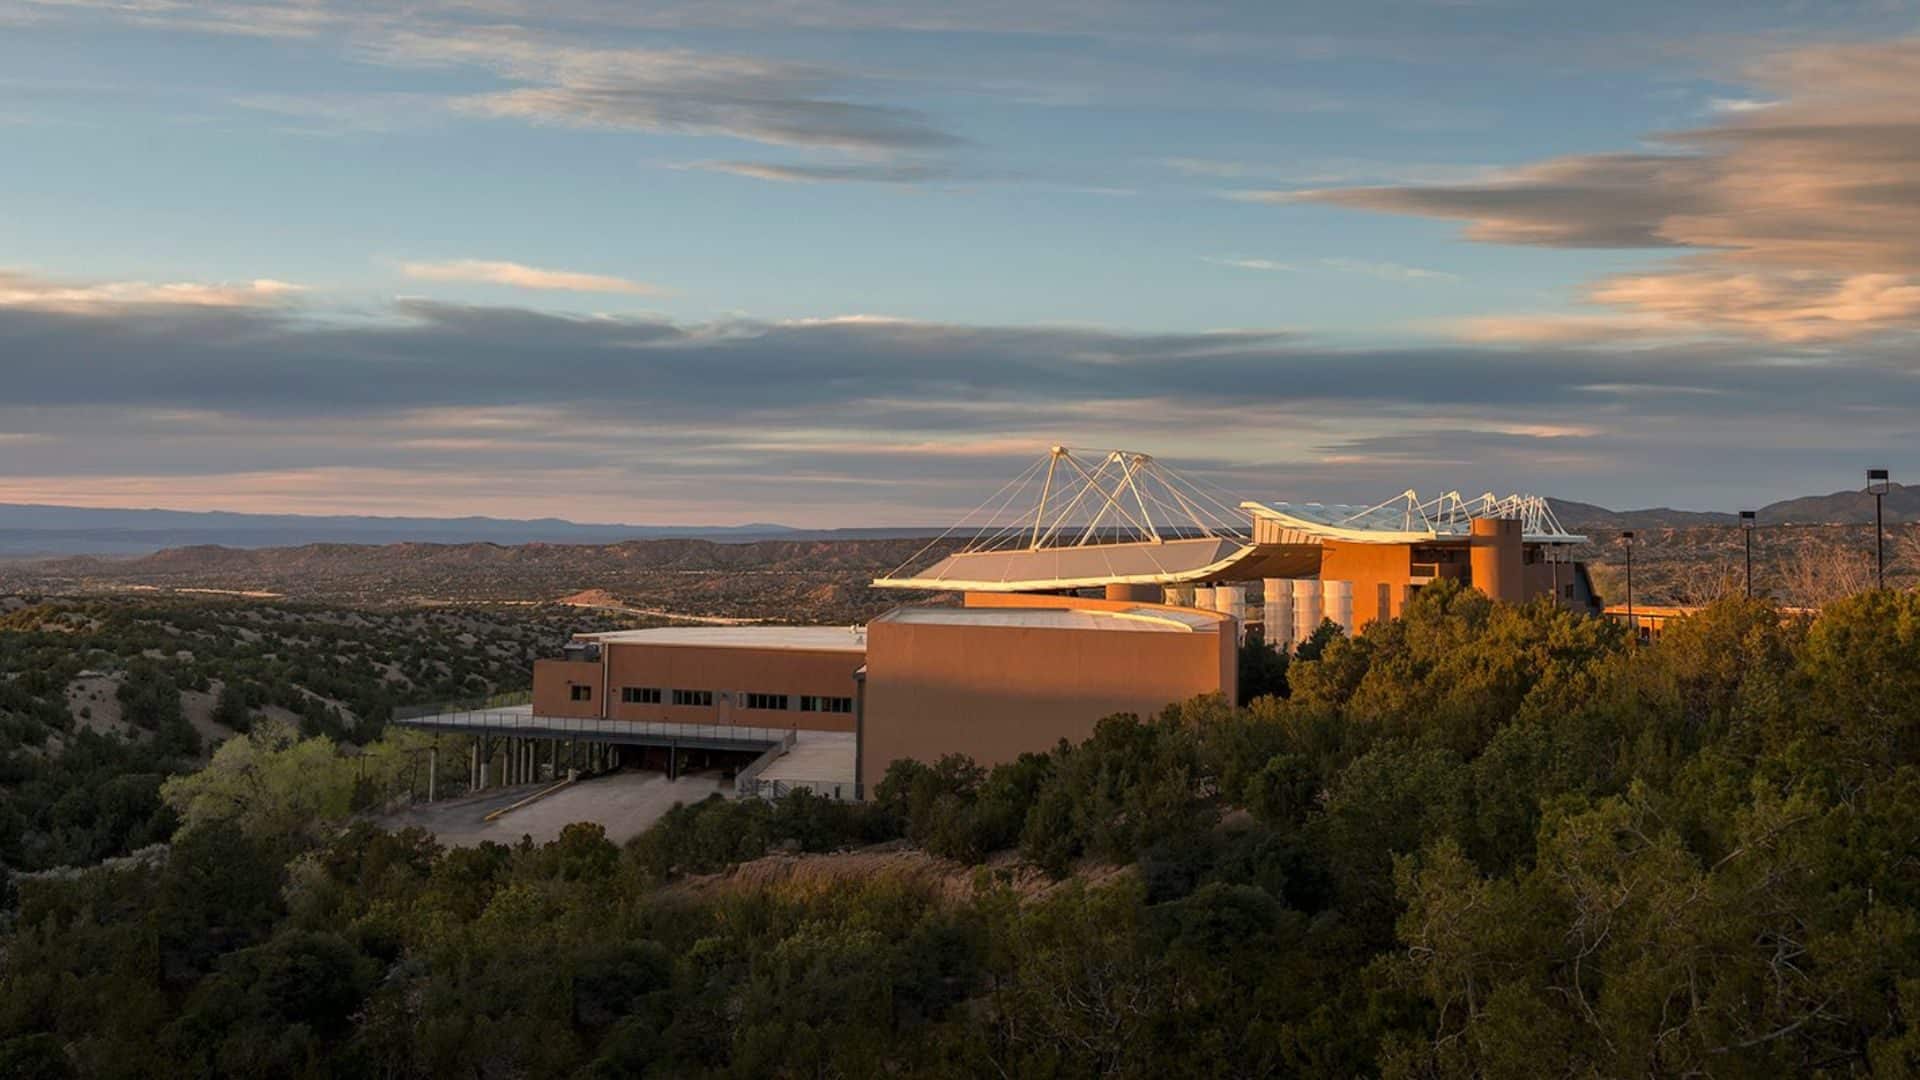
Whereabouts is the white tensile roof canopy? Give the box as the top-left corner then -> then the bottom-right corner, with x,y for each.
871,446 -> 1585,593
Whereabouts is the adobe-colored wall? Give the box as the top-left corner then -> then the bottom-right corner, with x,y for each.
860,615 -> 1234,792
964,591 -> 1237,697
1320,540 -> 1414,628
1469,518 -> 1525,603
532,659 -> 604,718
602,642 -> 862,732
1524,556 -> 1598,611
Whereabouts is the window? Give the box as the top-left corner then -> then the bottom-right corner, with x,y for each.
744,692 -> 790,711
800,695 -> 854,714
671,689 -> 713,707
1563,583 -> 1576,599
621,686 -> 661,704
569,684 -> 592,702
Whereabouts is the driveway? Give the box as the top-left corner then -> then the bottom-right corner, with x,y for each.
384,770 -> 729,847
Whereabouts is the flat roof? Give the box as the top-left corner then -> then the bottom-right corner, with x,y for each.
875,605 -> 1219,633
582,626 -> 869,653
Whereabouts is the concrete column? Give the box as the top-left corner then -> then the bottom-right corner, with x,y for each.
469,743 -> 478,790
428,746 -> 438,802
1104,582 -> 1163,603
1470,517 -> 1525,604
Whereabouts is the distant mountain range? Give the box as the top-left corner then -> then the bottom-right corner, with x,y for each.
1549,482 -> 1920,533
0,482 -> 1913,558
0,503 -> 938,558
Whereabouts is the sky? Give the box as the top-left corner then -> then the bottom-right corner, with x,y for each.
3,0 -> 1920,525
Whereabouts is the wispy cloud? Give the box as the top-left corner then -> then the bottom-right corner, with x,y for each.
1206,256 -> 1456,282
1203,256 -> 1299,272
0,270 -> 303,311
364,28 -> 962,155
398,259 -> 663,296
679,159 -> 948,184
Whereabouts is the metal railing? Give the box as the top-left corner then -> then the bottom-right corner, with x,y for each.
392,708 -> 795,750
733,731 -> 799,797
393,689 -> 532,722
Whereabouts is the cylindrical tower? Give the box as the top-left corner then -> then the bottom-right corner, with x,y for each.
1291,578 -> 1323,646
1322,579 -> 1354,635
1105,583 -> 1164,603
1469,517 -> 1525,603
1164,584 -> 1196,608
1263,578 -> 1293,643
1193,585 -> 1216,611
1213,585 -> 1246,637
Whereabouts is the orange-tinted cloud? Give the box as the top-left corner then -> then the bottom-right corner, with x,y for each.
1292,38 -> 1920,342
0,271 -> 302,312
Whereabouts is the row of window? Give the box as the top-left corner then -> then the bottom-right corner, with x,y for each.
593,686 -> 854,713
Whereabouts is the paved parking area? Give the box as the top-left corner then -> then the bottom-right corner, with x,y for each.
384,770 -> 728,847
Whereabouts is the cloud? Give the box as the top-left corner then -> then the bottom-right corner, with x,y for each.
679,160 -> 948,184
0,270 -> 303,312
1286,36 -> 1920,341
1206,256 -> 1457,282
364,29 -> 961,155
10,2 -> 966,165
399,259 -> 663,296
1204,257 -> 1299,272
0,289 -> 1917,519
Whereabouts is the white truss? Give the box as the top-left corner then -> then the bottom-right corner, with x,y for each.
1338,488 -> 1579,541
881,447 -> 1252,585
961,446 -> 1249,553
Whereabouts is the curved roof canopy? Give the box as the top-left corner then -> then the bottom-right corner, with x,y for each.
1249,489 -> 1586,546
871,448 -> 1585,593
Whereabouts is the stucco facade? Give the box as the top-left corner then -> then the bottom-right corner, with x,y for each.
858,599 -> 1236,792
531,659 -> 602,718
600,640 -> 861,732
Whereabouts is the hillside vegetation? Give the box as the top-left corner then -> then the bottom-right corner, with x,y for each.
9,580 -> 1920,1076
0,596 -> 625,873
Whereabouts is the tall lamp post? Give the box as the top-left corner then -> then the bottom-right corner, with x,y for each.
1621,530 -> 1636,643
1868,468 -> 1891,590
1740,511 -> 1756,598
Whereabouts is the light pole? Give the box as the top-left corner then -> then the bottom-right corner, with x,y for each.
1868,468 -> 1891,590
1621,530 -> 1636,643
1740,511 -> 1756,598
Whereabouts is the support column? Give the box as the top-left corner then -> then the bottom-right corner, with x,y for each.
428,746 -> 438,802
469,743 -> 478,791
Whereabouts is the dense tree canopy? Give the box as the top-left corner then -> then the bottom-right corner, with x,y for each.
9,581 -> 1920,1075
